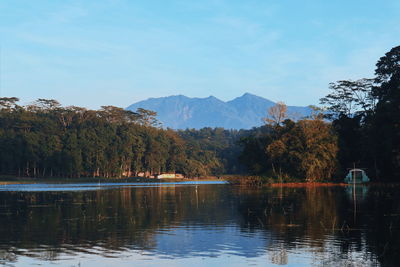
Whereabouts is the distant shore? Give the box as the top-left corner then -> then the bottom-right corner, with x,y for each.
224,175 -> 353,187
1,175 -> 390,187
0,175 -> 223,184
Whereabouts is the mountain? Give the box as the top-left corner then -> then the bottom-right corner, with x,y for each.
126,93 -> 312,129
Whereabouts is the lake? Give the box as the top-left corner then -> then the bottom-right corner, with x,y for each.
0,181 -> 398,266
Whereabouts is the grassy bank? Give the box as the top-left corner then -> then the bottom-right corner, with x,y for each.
223,175 -> 347,187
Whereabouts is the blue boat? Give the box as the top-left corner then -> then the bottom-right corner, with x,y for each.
344,168 -> 370,184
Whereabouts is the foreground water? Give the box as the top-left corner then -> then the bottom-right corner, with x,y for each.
0,181 -> 399,266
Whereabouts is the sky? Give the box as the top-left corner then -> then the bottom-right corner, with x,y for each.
1,0 -> 400,109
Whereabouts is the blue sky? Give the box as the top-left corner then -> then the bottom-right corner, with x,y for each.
1,0 -> 399,109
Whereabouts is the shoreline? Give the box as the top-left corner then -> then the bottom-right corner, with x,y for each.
0,176 -> 223,184
1,176 -> 397,187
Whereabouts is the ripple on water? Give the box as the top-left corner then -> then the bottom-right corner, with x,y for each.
0,184 -> 395,266
0,181 -> 227,192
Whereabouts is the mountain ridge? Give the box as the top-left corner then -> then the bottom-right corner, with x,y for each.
126,93 -> 312,129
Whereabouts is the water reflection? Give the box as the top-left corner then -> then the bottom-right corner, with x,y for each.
0,184 -> 399,266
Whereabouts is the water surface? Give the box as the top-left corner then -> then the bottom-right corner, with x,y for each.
0,182 -> 398,266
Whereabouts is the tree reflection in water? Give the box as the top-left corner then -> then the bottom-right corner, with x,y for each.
0,184 -> 398,266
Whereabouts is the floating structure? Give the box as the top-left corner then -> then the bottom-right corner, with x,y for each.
344,168 -> 370,184
157,173 -> 184,179
136,172 -> 185,179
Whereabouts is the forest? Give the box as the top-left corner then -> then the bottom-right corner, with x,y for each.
0,99 -> 242,178
0,45 -> 399,182
240,45 -> 400,182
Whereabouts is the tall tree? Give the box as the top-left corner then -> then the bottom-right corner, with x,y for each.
371,45 -> 400,179
0,97 -> 20,110
263,102 -> 288,126
320,79 -> 375,119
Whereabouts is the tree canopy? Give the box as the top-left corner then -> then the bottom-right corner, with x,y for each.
0,101 -> 242,178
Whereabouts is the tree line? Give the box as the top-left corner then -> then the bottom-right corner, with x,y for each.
238,105 -> 338,182
1,45 -> 399,181
0,99 -> 239,178
239,45 -> 400,182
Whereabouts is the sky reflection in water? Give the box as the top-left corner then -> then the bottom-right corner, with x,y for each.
0,182 -> 396,266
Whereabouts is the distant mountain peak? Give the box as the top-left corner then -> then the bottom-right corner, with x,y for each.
242,92 -> 257,97
242,92 -> 270,100
228,92 -> 274,105
126,93 -> 311,129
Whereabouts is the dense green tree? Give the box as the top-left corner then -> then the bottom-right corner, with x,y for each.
320,79 -> 375,119
371,45 -> 400,179
178,127 -> 245,175
239,104 -> 338,182
0,100 -> 243,178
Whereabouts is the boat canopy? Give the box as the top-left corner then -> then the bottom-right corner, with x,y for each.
344,168 -> 370,183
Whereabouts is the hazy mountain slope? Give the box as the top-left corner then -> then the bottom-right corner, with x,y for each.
226,93 -> 276,127
126,93 -> 312,129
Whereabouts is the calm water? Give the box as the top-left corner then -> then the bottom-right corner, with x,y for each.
0,182 -> 399,266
